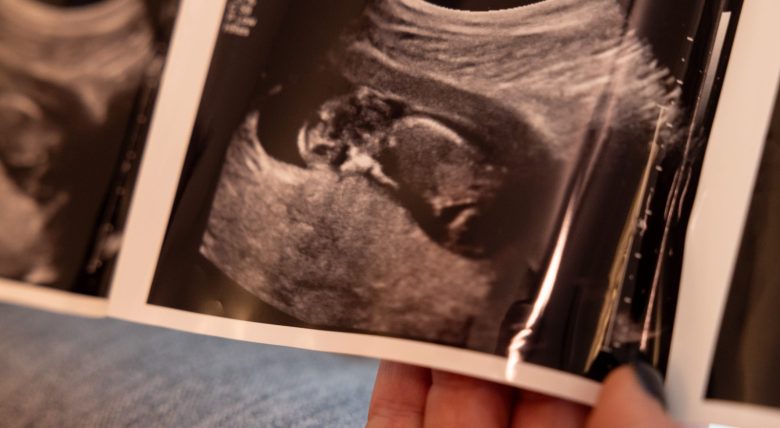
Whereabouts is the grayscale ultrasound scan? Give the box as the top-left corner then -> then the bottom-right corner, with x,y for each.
149,0 -> 740,379
0,0 -> 179,294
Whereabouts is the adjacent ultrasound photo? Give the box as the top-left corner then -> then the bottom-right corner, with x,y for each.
707,80 -> 780,410
0,0 -> 179,295
149,0 -> 732,378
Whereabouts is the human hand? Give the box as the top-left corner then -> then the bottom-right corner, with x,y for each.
367,361 -> 677,427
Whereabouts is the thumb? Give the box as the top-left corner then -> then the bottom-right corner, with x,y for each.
586,362 -> 678,428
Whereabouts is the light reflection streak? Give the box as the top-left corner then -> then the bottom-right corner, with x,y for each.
505,201 -> 573,380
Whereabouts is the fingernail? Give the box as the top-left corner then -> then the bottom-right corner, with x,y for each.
631,361 -> 667,408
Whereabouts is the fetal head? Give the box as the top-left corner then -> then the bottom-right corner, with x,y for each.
297,87 -> 405,170
298,86 -> 509,257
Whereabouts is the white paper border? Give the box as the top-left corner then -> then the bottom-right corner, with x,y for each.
666,1 -> 780,426
109,0 -> 602,406
0,278 -> 106,317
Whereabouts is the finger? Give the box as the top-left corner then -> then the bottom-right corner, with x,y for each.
587,362 -> 678,428
510,391 -> 588,428
424,370 -> 514,428
367,361 -> 432,428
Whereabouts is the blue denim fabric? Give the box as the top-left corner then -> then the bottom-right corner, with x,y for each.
0,303 -> 378,427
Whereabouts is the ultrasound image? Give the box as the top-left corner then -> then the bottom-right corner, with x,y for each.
0,0 -> 176,290
198,0 -> 680,349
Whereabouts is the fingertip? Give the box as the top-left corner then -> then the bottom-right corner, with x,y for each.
511,391 -> 589,428
587,364 -> 678,428
425,370 -> 514,428
630,361 -> 667,408
367,361 -> 431,428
